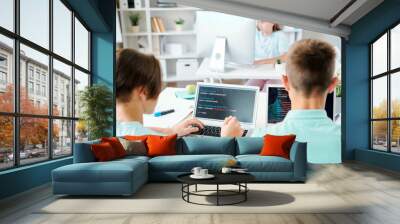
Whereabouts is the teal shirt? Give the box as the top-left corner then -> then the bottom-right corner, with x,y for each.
255,31 -> 289,60
252,110 -> 341,164
116,121 -> 164,136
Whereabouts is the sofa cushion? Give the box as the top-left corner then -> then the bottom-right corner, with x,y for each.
149,154 -> 235,172
147,134 -> 177,157
73,140 -> 100,163
91,142 -> 118,162
53,158 -> 147,183
118,138 -> 147,156
101,137 -> 127,158
177,136 -> 236,155
236,137 -> 263,155
260,134 -> 296,159
236,155 -> 293,172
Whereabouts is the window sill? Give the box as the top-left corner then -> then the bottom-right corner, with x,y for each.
0,156 -> 72,175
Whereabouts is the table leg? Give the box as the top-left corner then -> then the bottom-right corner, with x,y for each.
217,184 -> 219,206
245,183 -> 247,201
195,184 -> 198,192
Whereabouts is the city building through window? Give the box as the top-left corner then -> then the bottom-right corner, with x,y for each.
0,0 -> 91,170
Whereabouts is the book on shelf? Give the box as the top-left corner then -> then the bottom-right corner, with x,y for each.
151,17 -> 166,33
151,17 -> 161,32
156,17 -> 166,32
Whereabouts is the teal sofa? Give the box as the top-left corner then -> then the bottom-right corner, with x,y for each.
52,137 -> 307,196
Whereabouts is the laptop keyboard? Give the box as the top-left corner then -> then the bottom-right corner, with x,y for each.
195,125 -> 248,137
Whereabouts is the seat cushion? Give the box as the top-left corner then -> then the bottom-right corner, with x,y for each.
149,154 -> 235,172
52,158 -> 148,183
236,155 -> 293,172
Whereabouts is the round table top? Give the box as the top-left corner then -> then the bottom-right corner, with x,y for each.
177,172 -> 255,185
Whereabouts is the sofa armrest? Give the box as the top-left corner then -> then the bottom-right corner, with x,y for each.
289,141 -> 307,181
73,140 -> 100,163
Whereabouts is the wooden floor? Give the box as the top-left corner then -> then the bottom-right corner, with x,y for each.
1,162 -> 400,224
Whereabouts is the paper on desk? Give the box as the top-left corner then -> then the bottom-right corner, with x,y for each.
143,107 -> 193,128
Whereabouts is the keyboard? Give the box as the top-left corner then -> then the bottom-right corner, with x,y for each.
195,125 -> 248,137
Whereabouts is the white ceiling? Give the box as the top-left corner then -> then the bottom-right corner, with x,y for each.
225,0 -> 353,22
176,0 -> 384,37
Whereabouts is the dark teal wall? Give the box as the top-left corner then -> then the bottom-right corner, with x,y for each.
0,158 -> 72,199
0,0 -> 115,200
344,0 -> 400,170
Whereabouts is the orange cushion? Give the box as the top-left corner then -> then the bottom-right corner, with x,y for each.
146,134 -> 177,157
124,135 -> 150,142
259,134 -> 296,159
101,137 -> 126,158
91,142 -> 118,162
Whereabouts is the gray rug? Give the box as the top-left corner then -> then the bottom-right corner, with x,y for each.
38,183 -> 362,214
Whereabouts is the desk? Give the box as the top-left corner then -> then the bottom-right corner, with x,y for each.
143,87 -> 267,129
196,58 -> 283,80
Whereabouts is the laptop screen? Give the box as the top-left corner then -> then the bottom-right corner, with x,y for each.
195,85 -> 257,123
267,86 -> 334,123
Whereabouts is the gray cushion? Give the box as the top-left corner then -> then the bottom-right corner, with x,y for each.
236,155 -> 293,172
119,138 -> 147,156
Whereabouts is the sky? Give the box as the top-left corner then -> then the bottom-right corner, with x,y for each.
0,0 -> 89,75
372,32 -> 400,108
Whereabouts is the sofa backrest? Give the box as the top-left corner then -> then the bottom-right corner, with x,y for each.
73,140 -> 100,163
176,136 -> 236,155
235,137 -> 264,155
73,137 -> 303,162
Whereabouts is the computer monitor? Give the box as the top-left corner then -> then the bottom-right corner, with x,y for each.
266,84 -> 335,124
194,83 -> 259,129
196,11 -> 256,68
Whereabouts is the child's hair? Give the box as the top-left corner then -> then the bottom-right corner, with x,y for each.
116,48 -> 162,102
286,39 -> 336,97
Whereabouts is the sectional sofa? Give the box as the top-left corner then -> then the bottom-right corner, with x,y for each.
52,136 -> 307,196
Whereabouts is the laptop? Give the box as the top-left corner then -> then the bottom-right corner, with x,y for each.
192,83 -> 259,137
265,84 -> 335,124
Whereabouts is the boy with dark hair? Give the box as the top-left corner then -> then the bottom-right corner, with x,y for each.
225,39 -> 341,163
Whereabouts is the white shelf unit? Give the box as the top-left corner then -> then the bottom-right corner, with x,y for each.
118,0 -> 201,82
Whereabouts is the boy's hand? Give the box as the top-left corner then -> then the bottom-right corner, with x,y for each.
171,118 -> 204,137
221,116 -> 244,137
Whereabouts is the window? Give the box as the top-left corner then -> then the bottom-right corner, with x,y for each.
0,71 -> 6,85
28,81 -> 34,94
0,54 -> 8,88
75,18 -> 90,70
36,83 -> 40,95
35,70 -> 41,81
370,22 -> 400,154
0,54 -> 7,67
53,0 -> 72,60
20,0 -> 49,49
28,67 -> 34,80
0,0 -> 14,32
0,1 -> 91,170
0,35 -> 13,113
42,85 -> 46,97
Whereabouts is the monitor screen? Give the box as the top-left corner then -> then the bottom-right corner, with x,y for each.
195,85 -> 256,123
267,86 -> 334,123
